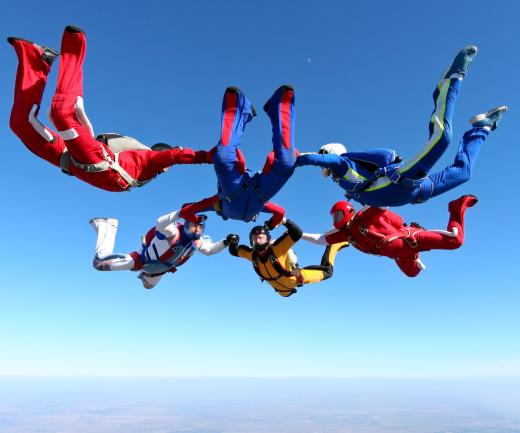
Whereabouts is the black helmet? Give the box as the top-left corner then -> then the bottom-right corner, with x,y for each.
249,225 -> 271,251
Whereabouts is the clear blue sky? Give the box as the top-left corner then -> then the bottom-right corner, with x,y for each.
1,0 -> 519,378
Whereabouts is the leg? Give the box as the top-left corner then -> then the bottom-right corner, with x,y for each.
179,195 -> 220,223
90,218 -> 134,271
300,242 -> 348,284
398,78 -> 461,178
399,46 -> 477,178
258,85 -> 297,200
50,26 -> 104,164
213,87 -> 255,198
427,128 -> 488,199
395,258 -> 422,277
117,147 -> 211,182
413,194 -> 478,251
8,38 -> 65,167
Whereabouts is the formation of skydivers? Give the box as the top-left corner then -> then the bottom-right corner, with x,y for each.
8,25 -> 509,296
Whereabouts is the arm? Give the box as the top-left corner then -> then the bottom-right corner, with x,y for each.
296,152 -> 345,172
262,201 -> 285,229
179,194 -> 220,223
271,219 -> 303,256
229,243 -> 253,262
197,236 -> 227,256
155,210 -> 180,237
301,232 -> 329,245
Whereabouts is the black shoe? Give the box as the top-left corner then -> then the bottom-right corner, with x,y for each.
7,36 -> 33,46
225,86 -> 241,93
7,36 -> 58,66
151,143 -> 173,151
263,84 -> 294,113
65,25 -> 85,34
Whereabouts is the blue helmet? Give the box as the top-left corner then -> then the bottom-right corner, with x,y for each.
182,214 -> 207,241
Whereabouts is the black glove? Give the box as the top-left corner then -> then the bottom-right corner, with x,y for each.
224,234 -> 240,246
405,221 -> 424,229
263,220 -> 274,230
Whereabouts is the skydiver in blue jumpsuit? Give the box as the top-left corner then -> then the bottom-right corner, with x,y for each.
180,85 -> 297,228
296,46 -> 508,207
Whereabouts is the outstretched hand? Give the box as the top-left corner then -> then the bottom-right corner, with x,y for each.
224,234 -> 240,246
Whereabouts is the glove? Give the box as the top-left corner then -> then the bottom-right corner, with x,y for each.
263,220 -> 274,230
223,234 -> 240,246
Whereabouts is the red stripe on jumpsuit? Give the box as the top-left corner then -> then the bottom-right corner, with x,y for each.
221,92 -> 238,146
280,89 -> 294,149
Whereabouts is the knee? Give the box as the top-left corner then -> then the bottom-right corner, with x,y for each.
92,257 -> 110,271
440,126 -> 452,145
322,265 -> 334,280
9,109 -> 29,136
450,167 -> 471,187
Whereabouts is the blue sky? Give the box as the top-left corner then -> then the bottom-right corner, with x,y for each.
0,0 -> 519,378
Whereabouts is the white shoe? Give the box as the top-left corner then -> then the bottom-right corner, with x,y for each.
89,217 -> 118,229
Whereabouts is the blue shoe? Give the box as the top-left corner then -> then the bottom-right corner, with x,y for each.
469,106 -> 508,131
443,45 -> 478,79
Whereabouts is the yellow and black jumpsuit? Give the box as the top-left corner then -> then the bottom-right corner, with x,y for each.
229,219 -> 347,297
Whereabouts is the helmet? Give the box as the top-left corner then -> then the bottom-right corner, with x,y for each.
182,214 -> 207,241
319,142 -> 347,156
249,225 -> 271,251
330,201 -> 356,229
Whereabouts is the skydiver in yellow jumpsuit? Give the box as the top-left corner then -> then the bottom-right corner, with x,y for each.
227,219 -> 347,297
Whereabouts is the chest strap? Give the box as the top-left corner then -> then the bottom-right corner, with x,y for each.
252,247 -> 294,282
60,144 -> 150,188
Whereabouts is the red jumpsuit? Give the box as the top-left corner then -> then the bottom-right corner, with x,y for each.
324,195 -> 477,277
9,27 -> 208,192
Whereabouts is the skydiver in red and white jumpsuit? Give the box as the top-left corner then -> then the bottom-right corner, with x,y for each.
301,195 -> 477,277
8,25 -> 210,192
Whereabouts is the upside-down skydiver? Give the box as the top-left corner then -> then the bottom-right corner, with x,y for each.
179,85 -> 298,229
8,25 -> 210,192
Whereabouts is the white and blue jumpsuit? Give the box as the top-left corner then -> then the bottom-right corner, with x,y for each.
90,211 -> 225,289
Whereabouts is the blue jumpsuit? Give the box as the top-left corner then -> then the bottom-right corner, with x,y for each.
296,78 -> 489,206
190,85 -> 297,222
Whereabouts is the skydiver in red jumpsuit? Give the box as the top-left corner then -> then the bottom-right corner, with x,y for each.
8,25 -> 210,192
301,195 -> 477,277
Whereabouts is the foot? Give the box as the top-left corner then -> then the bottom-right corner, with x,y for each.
469,106 -> 508,131
7,36 -> 58,66
443,45 -> 478,79
89,217 -> 119,228
65,25 -> 85,34
225,86 -> 257,117
448,194 -> 478,217
263,84 -> 294,113
151,143 -> 173,151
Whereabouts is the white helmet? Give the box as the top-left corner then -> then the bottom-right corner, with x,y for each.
319,142 -> 347,156
319,143 -> 346,177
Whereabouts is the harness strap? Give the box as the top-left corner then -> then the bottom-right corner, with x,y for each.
110,152 -> 148,188
62,141 -> 149,188
59,150 -> 73,175
357,223 -> 419,249
252,247 -> 294,282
